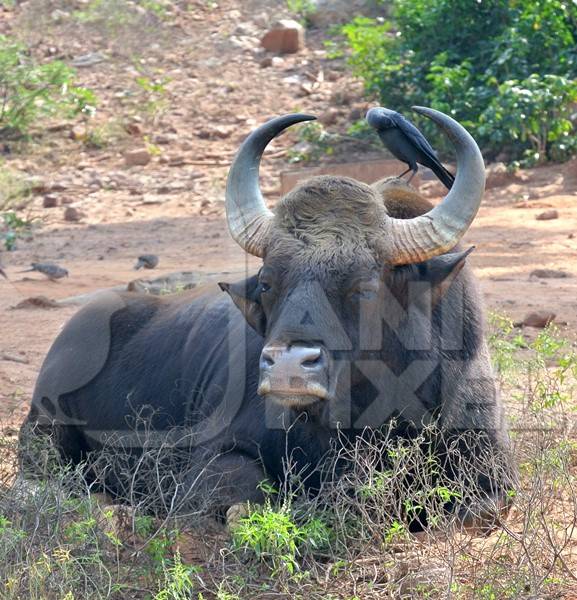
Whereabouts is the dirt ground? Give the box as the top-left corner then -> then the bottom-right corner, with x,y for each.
1,0 -> 577,433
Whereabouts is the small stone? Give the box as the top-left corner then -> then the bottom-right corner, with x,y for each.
13,296 -> 60,310
226,503 -> 250,528
530,269 -> 571,279
64,206 -> 83,222
535,209 -> 559,221
125,122 -> 143,136
43,194 -> 59,208
1,352 -> 29,364
197,126 -> 234,140
70,125 -> 86,141
260,19 -> 304,54
259,56 -> 273,68
50,9 -> 70,22
140,194 -> 164,205
516,311 -> 556,328
168,155 -> 187,166
124,147 -> 151,167
152,133 -> 177,144
319,108 -> 340,126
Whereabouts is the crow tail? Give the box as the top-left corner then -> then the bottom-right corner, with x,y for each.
431,162 -> 455,190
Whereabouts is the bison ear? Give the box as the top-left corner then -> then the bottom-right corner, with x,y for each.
422,246 -> 474,304
219,275 -> 267,336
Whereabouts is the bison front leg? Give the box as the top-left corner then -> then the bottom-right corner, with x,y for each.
177,452 -> 267,519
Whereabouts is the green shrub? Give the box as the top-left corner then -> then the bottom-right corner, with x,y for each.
0,35 -> 96,138
340,0 -> 577,164
230,500 -> 332,576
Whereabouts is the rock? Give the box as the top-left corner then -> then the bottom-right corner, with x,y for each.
197,126 -> 235,140
127,271 -> 205,295
485,162 -> 515,189
71,51 -> 107,68
259,56 -> 286,68
319,108 -> 340,126
569,233 -> 575,239
13,296 -> 60,310
260,20 -> 304,54
140,194 -> 165,205
124,147 -> 151,167
50,9 -> 71,22
43,194 -> 59,208
152,133 -> 178,144
226,503 -> 250,528
64,206 -> 83,222
96,503 -> 136,546
530,269 -> 571,279
124,122 -> 143,136
70,125 -> 86,141
1,352 -> 29,364
167,155 -> 187,167
516,311 -> 556,328
535,209 -> 559,221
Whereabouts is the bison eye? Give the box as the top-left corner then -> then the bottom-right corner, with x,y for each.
259,281 -> 271,294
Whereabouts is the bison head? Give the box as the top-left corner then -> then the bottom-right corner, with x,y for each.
221,110 -> 485,417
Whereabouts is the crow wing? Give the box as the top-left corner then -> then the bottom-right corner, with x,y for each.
389,111 -> 440,162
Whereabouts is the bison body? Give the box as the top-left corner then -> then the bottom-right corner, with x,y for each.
20,111 -> 514,528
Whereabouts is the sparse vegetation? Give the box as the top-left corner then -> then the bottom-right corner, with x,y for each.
0,35 -> 96,139
339,0 -> 577,165
287,121 -> 335,163
0,167 -> 31,212
3,316 -> 576,598
1,210 -> 36,250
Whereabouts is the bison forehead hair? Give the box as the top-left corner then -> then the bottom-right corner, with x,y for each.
268,175 -> 389,265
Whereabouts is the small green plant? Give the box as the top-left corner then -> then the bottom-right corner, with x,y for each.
487,312 -> 526,376
1,211 -> 35,250
231,499 -> 331,576
154,550 -> 199,600
288,121 -> 335,164
134,74 -> 170,124
231,501 -> 303,575
0,36 -> 96,138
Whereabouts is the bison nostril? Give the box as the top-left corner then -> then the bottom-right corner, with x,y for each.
302,356 -> 321,368
300,348 -> 322,368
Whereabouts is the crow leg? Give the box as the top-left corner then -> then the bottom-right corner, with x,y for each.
407,165 -> 419,183
398,166 -> 412,179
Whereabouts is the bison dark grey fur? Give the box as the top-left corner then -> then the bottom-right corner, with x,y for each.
19,111 -> 514,530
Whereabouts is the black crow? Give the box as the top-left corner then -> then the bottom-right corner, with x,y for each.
367,106 -> 455,189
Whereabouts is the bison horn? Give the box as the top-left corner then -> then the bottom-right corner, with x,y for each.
385,107 -> 485,265
226,113 -> 317,257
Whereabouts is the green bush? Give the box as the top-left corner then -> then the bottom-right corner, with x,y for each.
340,0 -> 577,164
0,35 -> 96,138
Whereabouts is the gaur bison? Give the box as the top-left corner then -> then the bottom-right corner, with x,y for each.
19,108 -> 513,529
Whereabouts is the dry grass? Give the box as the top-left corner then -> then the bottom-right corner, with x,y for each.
1,320 -> 576,599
